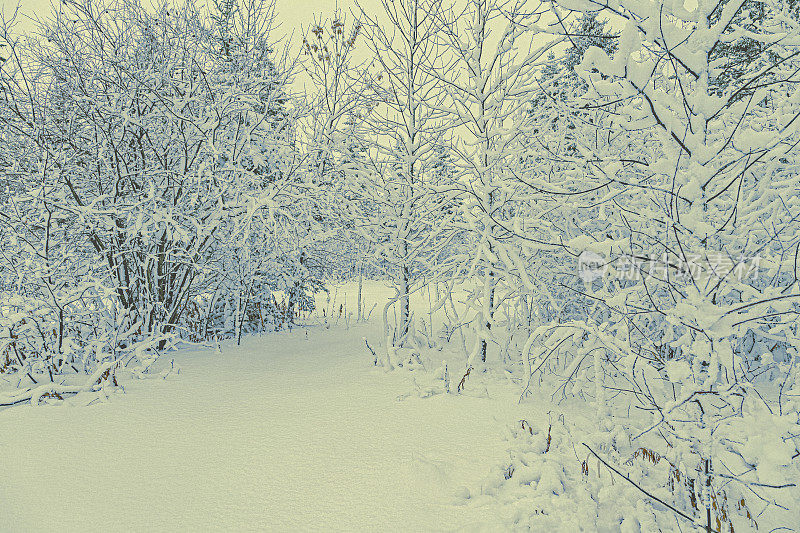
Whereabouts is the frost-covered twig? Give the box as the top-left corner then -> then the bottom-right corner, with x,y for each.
363,336 -> 378,366
582,443 -> 699,528
0,359 -> 121,407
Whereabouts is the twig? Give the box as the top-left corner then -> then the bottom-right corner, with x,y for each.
363,337 -> 377,366
716,473 -> 796,489
582,443 -> 703,529
457,366 -> 472,393
0,359 -> 121,407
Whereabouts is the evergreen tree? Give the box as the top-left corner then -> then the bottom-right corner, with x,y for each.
540,11 -> 618,102
709,0 -> 800,96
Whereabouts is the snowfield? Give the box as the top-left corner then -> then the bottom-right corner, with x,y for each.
0,322 -> 533,532
4,0 -> 800,530
2,282 -> 799,532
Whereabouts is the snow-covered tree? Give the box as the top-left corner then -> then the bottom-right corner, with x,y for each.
0,0 -> 316,394
512,0 -> 800,527
430,0 -> 559,370
354,0 -> 454,367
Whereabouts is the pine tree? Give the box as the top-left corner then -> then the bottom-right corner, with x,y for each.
542,11 -> 619,100
708,0 -> 800,96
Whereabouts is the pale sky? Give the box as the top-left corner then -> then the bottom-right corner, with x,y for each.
0,0 -> 368,38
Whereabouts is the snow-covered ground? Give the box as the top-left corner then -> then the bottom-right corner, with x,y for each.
4,281 -> 797,532
0,284 -> 535,532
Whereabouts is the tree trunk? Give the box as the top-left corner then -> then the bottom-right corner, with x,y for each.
480,270 -> 495,363
400,264 -> 410,344
357,262 -> 363,322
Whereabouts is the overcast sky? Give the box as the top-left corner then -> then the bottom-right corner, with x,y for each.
1,0 -> 369,38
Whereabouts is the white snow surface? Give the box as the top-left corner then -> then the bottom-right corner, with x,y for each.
0,324 -> 531,532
